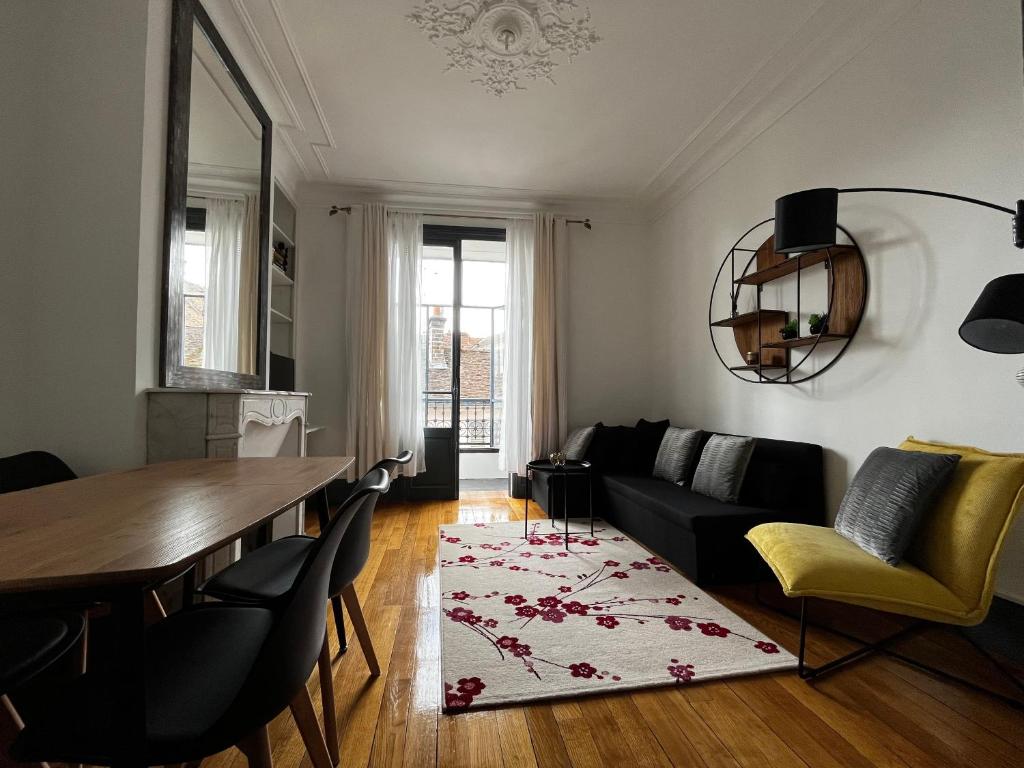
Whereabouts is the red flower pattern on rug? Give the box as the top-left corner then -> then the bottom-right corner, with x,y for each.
440,521 -> 794,711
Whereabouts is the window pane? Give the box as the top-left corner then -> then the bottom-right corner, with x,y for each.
459,306 -> 503,448
422,245 -> 453,305
182,231 -> 207,368
460,307 -> 493,400
422,305 -> 452,393
461,241 -> 506,309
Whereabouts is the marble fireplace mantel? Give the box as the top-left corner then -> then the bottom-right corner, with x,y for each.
145,388 -> 312,577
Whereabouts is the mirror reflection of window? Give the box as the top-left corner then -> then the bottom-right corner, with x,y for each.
181,20 -> 262,374
182,207 -> 209,368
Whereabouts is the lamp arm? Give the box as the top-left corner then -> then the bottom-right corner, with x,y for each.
838,187 -> 1016,216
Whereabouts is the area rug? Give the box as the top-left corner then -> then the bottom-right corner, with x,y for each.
439,520 -> 795,711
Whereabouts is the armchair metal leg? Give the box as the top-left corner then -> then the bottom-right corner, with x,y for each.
790,595 -> 1024,709
797,598 -> 923,680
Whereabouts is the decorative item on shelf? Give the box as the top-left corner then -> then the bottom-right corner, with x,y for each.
272,242 -> 288,272
746,351 -> 759,365
549,451 -> 566,467
1017,367 -> 1024,388
809,312 -> 829,335
781,320 -> 800,340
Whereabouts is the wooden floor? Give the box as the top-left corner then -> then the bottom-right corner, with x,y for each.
199,490 -> 1024,768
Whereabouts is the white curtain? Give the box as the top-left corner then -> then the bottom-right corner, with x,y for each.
385,212 -> 426,476
531,213 -> 569,460
500,218 -> 535,475
236,193 -> 260,374
203,198 -> 244,371
345,203 -> 388,475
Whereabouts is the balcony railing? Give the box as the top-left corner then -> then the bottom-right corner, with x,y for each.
424,397 -> 503,449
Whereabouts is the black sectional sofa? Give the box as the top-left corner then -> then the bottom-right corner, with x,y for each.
531,426 -> 825,585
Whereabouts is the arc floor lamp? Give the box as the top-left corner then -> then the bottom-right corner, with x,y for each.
775,1 -> 1024,357
773,187 -> 1024,355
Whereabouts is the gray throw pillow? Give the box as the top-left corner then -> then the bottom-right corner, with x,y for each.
691,435 -> 756,503
563,426 -> 595,461
835,447 -> 960,566
653,427 -> 703,484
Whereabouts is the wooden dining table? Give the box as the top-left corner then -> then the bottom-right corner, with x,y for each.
0,455 -> 354,766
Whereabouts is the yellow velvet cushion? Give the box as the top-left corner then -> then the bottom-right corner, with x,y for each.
898,437 -> 1024,619
747,437 -> 1024,627
746,523 -> 973,624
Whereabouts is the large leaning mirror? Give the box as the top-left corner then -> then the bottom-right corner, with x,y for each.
161,0 -> 271,388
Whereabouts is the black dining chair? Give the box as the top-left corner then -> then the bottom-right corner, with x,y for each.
10,468 -> 391,768
195,450 -> 412,763
0,611 -> 86,766
0,450 -> 76,494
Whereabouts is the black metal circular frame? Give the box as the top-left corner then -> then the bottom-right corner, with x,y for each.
708,219 -> 868,385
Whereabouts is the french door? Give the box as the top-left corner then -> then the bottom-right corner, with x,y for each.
406,225 -> 506,500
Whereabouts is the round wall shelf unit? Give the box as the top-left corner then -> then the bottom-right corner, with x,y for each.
708,219 -> 867,384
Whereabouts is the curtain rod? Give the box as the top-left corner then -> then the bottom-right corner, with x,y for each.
327,205 -> 591,229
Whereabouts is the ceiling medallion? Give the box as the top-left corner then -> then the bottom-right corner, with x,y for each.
407,0 -> 601,97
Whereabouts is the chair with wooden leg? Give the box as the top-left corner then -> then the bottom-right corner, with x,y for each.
0,612 -> 86,765
195,451 -> 412,763
10,469 -> 391,767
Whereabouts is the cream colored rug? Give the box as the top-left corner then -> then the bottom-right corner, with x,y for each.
439,520 -> 795,711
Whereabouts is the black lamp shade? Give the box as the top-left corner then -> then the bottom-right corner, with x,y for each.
774,188 -> 840,253
959,274 -> 1024,353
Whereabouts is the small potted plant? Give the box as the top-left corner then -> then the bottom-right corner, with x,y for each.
809,312 -> 829,335
781,319 -> 799,340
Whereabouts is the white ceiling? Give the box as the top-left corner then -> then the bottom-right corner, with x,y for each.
222,0 -> 913,204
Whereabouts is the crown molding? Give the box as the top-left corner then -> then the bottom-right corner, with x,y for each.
642,0 -> 920,222
229,0 -> 336,181
268,0 -> 336,151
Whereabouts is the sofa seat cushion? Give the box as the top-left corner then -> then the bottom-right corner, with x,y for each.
602,474 -> 778,534
746,522 -> 974,625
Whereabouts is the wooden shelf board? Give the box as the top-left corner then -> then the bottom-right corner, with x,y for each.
711,310 -> 787,328
734,245 -> 857,286
762,333 -> 850,350
272,223 -> 295,249
271,264 -> 293,286
730,364 -> 788,372
270,307 -> 293,324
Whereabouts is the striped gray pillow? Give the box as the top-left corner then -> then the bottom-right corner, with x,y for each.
691,435 -> 756,503
563,426 -> 595,461
653,427 -> 703,483
835,447 -> 960,566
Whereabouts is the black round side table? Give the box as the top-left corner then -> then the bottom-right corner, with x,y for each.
523,459 -> 593,550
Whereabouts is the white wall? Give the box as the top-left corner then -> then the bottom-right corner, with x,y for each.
294,207 -> 350,456
566,221 -> 654,428
0,0 -> 169,475
0,0 -> 302,478
648,0 -> 1024,601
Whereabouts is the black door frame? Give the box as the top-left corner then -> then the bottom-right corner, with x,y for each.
406,225 -> 505,501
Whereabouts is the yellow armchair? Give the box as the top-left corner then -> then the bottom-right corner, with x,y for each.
747,437 -> 1024,705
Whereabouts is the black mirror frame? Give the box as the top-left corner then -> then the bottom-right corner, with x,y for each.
160,0 -> 272,389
